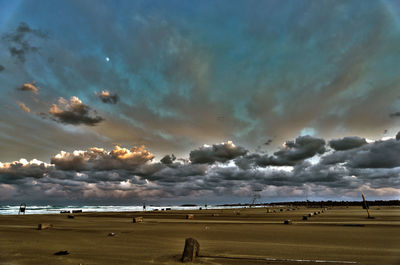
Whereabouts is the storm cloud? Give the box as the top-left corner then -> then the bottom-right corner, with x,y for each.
0,135 -> 399,203
49,96 -> 104,126
329,136 -> 368,151
51,145 -> 154,171
190,141 -> 248,164
2,22 -> 47,63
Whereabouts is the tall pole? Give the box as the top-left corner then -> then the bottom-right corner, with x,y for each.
361,193 -> 371,218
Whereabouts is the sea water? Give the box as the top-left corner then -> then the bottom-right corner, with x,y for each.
0,205 -> 251,215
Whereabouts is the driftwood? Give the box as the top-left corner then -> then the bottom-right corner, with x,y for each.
60,210 -> 70,214
54,250 -> 69,255
181,238 -> 200,262
37,223 -> 53,230
133,217 -> 143,223
72,210 -> 82,213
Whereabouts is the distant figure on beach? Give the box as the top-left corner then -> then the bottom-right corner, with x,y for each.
143,203 -> 146,211
19,203 -> 26,215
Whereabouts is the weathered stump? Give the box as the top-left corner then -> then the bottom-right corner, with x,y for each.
133,217 -> 143,223
181,238 -> 200,262
37,223 -> 53,230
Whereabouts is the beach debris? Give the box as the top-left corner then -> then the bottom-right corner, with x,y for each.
283,220 -> 292,225
181,238 -> 200,262
19,203 -> 26,215
266,209 -> 271,213
314,212 -> 318,215
186,214 -> 194,219
108,232 -> 116,236
60,210 -> 70,214
54,250 -> 69,255
37,223 -> 53,230
67,215 -> 74,219
308,213 -> 313,217
133,216 -> 143,223
234,211 -> 241,216
72,210 -> 82,213
302,216 -> 308,220
166,208 -> 172,211
212,213 -> 219,217
280,208 -> 283,212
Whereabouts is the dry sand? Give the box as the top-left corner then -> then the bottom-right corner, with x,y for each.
0,206 -> 399,265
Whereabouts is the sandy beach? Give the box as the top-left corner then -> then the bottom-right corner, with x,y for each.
0,206 -> 399,265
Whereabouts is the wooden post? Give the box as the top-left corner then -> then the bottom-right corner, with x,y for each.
181,238 -> 200,262
362,193 -> 373,219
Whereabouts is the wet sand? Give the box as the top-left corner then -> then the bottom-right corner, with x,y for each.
0,206 -> 399,265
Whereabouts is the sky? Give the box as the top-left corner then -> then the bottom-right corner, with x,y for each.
0,0 -> 399,205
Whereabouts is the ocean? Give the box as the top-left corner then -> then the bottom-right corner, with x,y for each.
0,205 -> 247,215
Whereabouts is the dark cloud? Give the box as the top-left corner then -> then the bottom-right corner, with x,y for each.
1,136 -> 399,202
389,112 -> 400,118
329,136 -> 368,151
50,145 -> 154,171
257,136 -> 326,166
160,154 -> 176,165
396,132 -> 400,141
95,90 -> 119,104
49,96 -> 104,126
323,139 -> 400,169
190,141 -> 247,164
2,22 -> 47,63
0,65 -> 4,72
0,159 -> 51,183
18,81 -> 38,94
